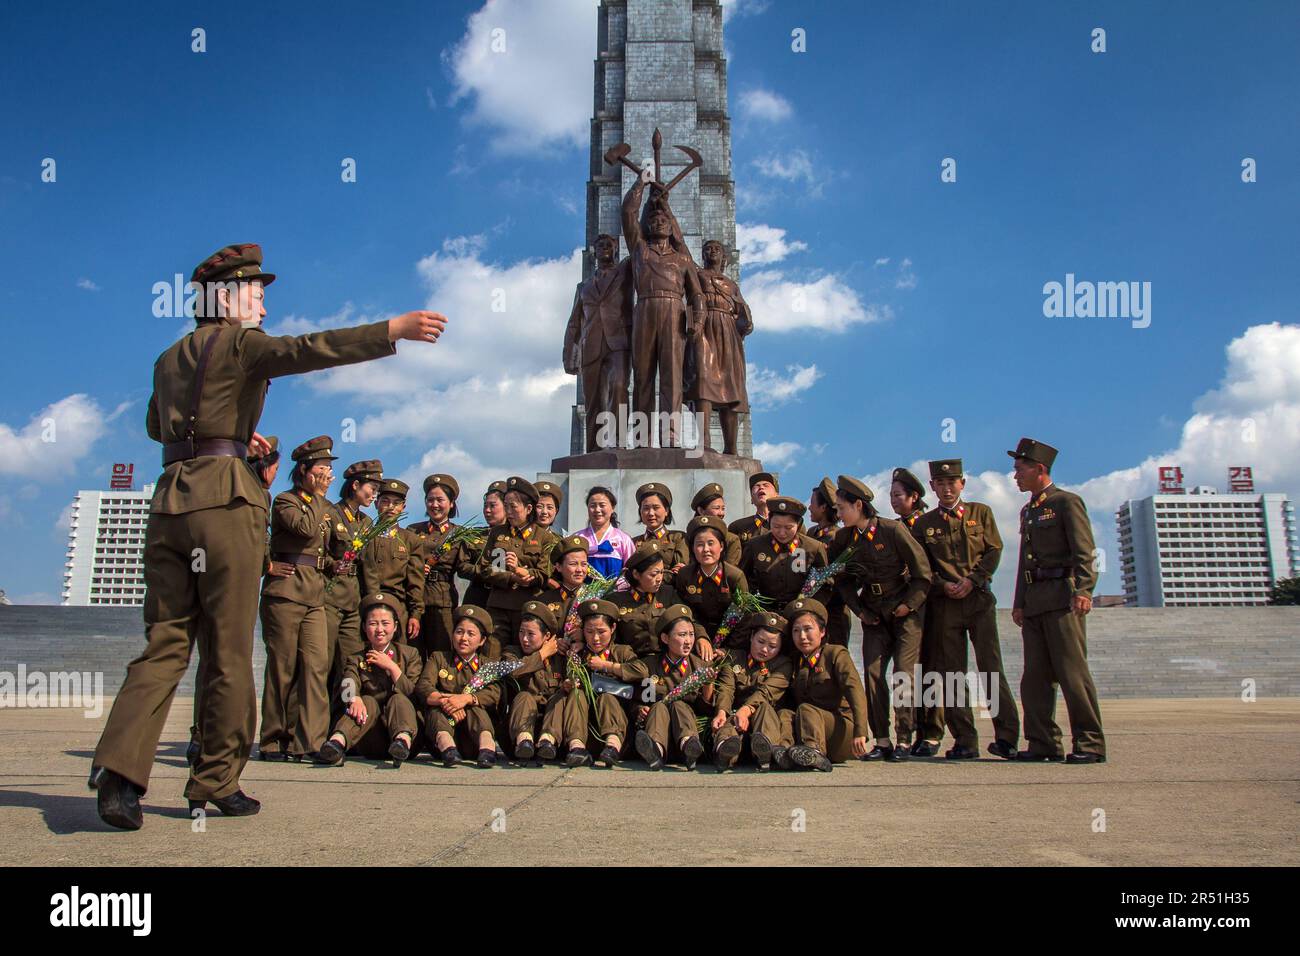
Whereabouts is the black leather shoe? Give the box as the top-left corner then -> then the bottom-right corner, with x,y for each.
89,767 -> 143,831
185,736 -> 201,769
911,740 -> 939,757
565,747 -> 593,767
750,732 -> 773,766
714,735 -> 741,769
388,738 -> 410,763
887,743 -> 910,762
987,740 -> 1017,760
1066,751 -> 1106,764
190,790 -> 261,817
536,739 -> 557,761
681,736 -> 704,770
257,749 -> 289,762
304,750 -> 338,765
772,746 -> 794,771
597,745 -> 621,768
635,731 -> 664,770
1016,750 -> 1065,762
442,747 -> 462,767
945,745 -> 979,760
476,748 -> 497,768
790,745 -> 832,772
515,739 -> 535,762
317,740 -> 346,766
862,744 -> 893,761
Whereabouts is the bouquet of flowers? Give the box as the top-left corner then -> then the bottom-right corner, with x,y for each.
712,590 -> 771,645
466,658 -> 528,692
560,568 -> 620,637
799,548 -> 855,597
425,520 -> 487,580
325,509 -> 405,594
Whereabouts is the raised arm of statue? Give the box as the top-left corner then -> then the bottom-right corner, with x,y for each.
621,179 -> 646,253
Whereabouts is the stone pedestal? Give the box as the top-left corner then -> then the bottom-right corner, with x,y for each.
541,447 -> 769,535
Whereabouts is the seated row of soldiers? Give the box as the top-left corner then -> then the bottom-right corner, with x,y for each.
315,588 -> 866,771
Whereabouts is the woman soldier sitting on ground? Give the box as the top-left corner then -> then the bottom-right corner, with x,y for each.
573,597 -> 643,767
415,605 -> 503,768
711,611 -> 793,771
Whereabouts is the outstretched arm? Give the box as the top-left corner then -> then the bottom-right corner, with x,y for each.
621,179 -> 646,253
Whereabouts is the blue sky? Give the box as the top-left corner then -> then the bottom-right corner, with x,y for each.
1,0 -> 1297,604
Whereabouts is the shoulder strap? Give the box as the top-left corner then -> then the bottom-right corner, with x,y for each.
185,325 -> 223,440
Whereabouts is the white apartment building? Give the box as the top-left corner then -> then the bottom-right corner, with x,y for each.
62,484 -> 156,606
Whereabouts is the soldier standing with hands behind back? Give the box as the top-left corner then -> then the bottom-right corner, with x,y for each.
89,242 -> 447,830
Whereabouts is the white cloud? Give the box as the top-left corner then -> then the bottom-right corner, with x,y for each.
736,222 -> 807,266
895,257 -> 917,290
0,394 -> 111,477
738,88 -> 793,122
744,269 -> 890,333
873,257 -> 890,267
752,150 -> 814,184
76,278 -> 99,291
443,0 -> 597,154
746,363 -> 821,409
753,441 -> 802,468
721,0 -> 771,22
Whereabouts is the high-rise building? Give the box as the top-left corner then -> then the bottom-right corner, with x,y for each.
62,485 -> 156,607
1116,487 -> 1297,607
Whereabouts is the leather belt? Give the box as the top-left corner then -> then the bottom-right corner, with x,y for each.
163,438 -> 248,466
864,572 -> 910,597
1024,567 -> 1071,584
273,552 -> 324,570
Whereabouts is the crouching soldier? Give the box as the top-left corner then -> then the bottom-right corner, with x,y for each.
711,612 -> 793,770
629,604 -> 715,771
500,601 -> 569,765
781,598 -> 869,772
318,592 -> 422,766
573,598 -> 643,767
415,605 -> 502,768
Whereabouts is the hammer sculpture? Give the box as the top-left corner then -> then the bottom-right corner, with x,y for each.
604,127 -> 703,193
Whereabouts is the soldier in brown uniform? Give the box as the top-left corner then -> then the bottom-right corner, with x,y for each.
360,479 -> 424,643
832,475 -> 932,761
498,601 -> 572,764
628,604 -> 714,770
782,598 -> 870,771
409,474 -> 476,660
462,480 -> 507,610
415,605 -> 503,767
711,612 -> 793,770
691,483 -> 742,567
608,540 -> 685,654
563,233 -> 633,453
537,534 -> 589,627
620,174 -> 705,448
258,436 -> 339,763
473,476 -> 554,650
890,466 -> 945,756
90,241 -> 447,829
739,496 -> 830,617
728,472 -> 777,548
573,598 -> 643,767
687,240 -> 753,455
808,477 -> 851,648
915,459 -> 1020,760
1009,438 -> 1106,763
675,515 -> 748,655
534,480 -> 565,536
317,593 -> 422,766
631,482 -> 689,572
323,459 -> 382,702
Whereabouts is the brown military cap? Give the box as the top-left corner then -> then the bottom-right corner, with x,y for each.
422,473 -> 460,500
749,472 -> 779,491
691,482 -> 725,511
484,480 -> 508,497
377,478 -> 409,499
291,435 -> 337,463
685,514 -> 727,545
534,480 -> 563,507
343,459 -> 383,482
655,603 -> 695,636
928,459 -> 964,480
359,592 -> 403,620
836,474 -> 874,504
766,495 -> 806,519
521,600 -> 559,634
248,435 -> 279,462
1007,438 -> 1058,470
750,611 -> 788,634
453,604 -> 494,635
784,597 -> 829,627
190,243 -> 276,287
578,598 -> 620,621
893,467 -> 926,497
552,534 -> 589,561
815,477 -> 837,506
505,475 -> 539,504
636,481 -> 672,508
625,540 -> 667,573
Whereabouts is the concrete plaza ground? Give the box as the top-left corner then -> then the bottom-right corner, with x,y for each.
1,696 -> 1296,866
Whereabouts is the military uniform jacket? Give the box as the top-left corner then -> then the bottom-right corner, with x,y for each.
674,562 -> 749,635
262,488 -> 334,607
582,643 -> 642,682
361,526 -> 425,621
608,584 -> 685,655
1014,485 -> 1097,617
323,499 -> 371,611
714,649 -> 792,714
473,523 -> 554,612
148,320 -> 395,516
625,652 -> 712,712
631,527 -> 690,569
740,531 -> 830,607
899,508 -> 926,543
414,650 -> 504,710
810,523 -> 840,547
915,501 -> 1002,593
728,514 -> 769,551
408,520 -> 476,610
537,584 -> 579,628
501,645 -> 566,699
341,642 -> 423,705
833,518 -> 931,617
790,644 -> 870,737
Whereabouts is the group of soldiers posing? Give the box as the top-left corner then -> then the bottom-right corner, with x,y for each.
231,435 -> 1108,774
